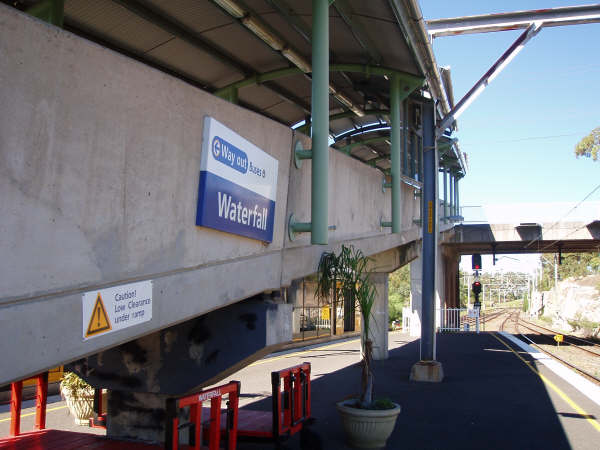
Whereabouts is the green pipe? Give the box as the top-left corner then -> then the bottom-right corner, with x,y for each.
310,0 -> 329,245
296,109 -> 390,134
215,65 -> 424,102
336,136 -> 389,154
217,86 -> 239,104
368,155 -> 387,167
296,149 -> 313,160
390,75 -> 401,233
214,67 -> 300,97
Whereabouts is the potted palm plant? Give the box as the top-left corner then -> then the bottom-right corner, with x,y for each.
60,371 -> 96,425
317,245 -> 401,449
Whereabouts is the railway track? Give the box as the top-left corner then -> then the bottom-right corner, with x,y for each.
500,311 -> 600,385
518,318 -> 600,358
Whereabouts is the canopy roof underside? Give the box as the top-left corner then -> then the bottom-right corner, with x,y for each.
6,0 -> 465,175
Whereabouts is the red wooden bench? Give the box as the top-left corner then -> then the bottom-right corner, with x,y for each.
7,372 -> 49,437
200,362 -> 312,444
165,380 -> 240,450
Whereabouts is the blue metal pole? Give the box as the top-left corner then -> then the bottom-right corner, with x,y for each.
420,101 -> 437,361
311,0 -> 329,245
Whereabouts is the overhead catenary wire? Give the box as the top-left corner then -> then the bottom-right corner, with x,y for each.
524,181 -> 600,250
459,131 -> 587,147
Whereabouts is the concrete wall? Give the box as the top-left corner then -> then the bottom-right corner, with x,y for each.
0,6 -> 424,385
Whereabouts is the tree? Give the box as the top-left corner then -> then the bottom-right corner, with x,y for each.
388,265 -> 410,324
574,127 -> 600,161
539,252 -> 600,290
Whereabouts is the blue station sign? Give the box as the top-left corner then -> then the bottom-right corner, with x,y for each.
196,117 -> 279,242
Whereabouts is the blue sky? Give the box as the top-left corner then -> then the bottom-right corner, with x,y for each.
421,1 -> 600,209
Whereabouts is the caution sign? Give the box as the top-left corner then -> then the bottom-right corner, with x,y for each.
85,293 -> 112,337
321,307 -> 330,321
82,280 -> 152,340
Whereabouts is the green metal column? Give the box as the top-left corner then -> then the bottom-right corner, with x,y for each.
456,178 -> 460,219
311,0 -> 329,245
449,172 -> 454,218
27,0 -> 64,27
403,101 -> 408,176
390,75 -> 402,233
443,169 -> 448,222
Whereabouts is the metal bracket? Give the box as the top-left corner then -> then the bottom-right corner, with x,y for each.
294,140 -> 312,169
382,176 -> 392,193
288,214 -> 335,241
381,219 -> 392,229
288,214 -> 310,241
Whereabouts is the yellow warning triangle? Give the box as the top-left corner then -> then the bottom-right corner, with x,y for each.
86,293 -> 112,337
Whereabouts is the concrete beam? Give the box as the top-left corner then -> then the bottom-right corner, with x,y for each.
68,298 -> 291,395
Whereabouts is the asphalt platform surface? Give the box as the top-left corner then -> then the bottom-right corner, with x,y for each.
2,332 -> 599,449
234,332 -> 599,450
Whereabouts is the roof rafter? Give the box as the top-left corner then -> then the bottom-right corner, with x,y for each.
110,0 -> 307,122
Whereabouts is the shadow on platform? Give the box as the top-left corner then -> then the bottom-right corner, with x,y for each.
237,333 -> 571,450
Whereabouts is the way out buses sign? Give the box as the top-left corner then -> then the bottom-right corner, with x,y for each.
196,117 -> 278,242
82,280 -> 152,340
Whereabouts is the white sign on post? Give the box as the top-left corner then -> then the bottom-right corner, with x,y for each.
82,280 -> 153,340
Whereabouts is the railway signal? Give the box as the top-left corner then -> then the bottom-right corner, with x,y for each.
472,253 -> 482,271
472,281 -> 482,298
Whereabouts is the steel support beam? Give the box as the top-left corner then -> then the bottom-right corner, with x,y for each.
333,0 -> 382,64
420,101 -> 437,362
426,4 -> 600,38
437,24 -> 541,135
336,136 -> 389,155
311,0 -> 329,244
333,123 -> 390,142
216,65 -> 423,98
296,109 -> 390,135
265,0 -> 312,42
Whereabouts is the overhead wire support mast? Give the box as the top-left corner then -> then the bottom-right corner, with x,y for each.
431,4 -> 600,136
436,23 -> 542,136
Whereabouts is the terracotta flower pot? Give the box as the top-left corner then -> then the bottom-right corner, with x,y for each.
336,399 -> 401,449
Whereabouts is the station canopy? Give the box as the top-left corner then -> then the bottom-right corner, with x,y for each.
7,0 -> 465,176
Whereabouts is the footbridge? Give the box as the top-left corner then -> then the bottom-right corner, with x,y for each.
450,220 -> 600,255
1,1 -> 467,443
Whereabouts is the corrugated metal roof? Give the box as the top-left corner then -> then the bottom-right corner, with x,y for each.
12,0 -> 465,175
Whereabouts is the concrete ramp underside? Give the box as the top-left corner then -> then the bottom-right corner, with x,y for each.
68,298 -> 291,395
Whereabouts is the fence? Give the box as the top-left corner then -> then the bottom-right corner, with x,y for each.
437,307 -> 480,333
293,306 -> 331,341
